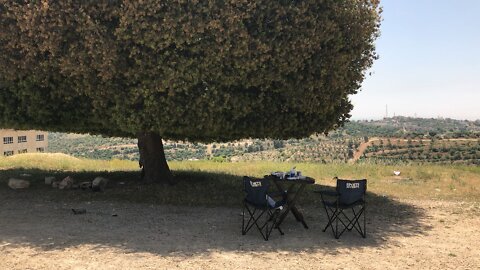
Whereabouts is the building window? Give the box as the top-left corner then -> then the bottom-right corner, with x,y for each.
36,134 -> 45,141
18,135 -> 27,143
18,149 -> 27,154
36,147 -> 45,153
4,151 -> 14,156
3,137 -> 13,144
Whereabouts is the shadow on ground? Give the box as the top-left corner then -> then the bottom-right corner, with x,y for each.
0,168 -> 432,256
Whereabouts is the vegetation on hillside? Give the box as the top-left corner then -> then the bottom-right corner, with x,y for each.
362,138 -> 479,165
48,117 -> 480,165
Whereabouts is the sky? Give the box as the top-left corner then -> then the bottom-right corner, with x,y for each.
350,0 -> 480,121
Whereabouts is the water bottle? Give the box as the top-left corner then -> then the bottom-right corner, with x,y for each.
289,166 -> 296,177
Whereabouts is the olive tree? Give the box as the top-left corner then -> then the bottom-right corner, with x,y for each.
0,0 -> 381,183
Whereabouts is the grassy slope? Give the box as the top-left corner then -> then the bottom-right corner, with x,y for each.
1,154 -> 479,206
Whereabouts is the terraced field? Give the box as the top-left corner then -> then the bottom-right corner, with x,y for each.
361,138 -> 480,165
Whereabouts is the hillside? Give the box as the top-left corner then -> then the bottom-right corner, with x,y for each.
47,117 -> 480,165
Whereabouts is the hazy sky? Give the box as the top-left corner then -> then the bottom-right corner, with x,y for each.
350,0 -> 480,120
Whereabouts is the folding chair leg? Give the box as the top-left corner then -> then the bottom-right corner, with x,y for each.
263,209 -> 285,240
242,203 -> 254,235
335,212 -> 339,239
333,205 -> 367,239
264,224 -> 271,241
242,205 -> 266,236
242,203 -> 280,240
347,208 -> 357,231
354,204 -> 366,238
323,205 -> 368,239
323,207 -> 348,238
242,204 -> 246,235
242,201 -> 286,240
271,209 -> 285,236
363,204 -> 366,238
322,205 -> 336,232
346,207 -> 366,238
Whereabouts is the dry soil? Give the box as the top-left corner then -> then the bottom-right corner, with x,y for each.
1,191 -> 479,270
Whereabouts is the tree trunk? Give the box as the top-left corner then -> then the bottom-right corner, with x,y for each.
137,132 -> 174,184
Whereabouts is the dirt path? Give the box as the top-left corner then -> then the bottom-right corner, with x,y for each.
351,137 -> 379,162
0,191 -> 479,270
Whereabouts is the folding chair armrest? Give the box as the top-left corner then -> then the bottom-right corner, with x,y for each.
268,191 -> 287,198
314,190 -> 338,197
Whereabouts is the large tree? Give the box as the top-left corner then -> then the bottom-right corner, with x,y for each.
0,0 -> 381,184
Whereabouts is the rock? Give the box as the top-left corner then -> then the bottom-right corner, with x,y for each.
79,181 -> 92,190
58,176 -> 74,190
8,178 -> 30,189
71,208 -> 86,215
45,176 -> 56,185
92,177 -> 108,192
52,181 -> 60,188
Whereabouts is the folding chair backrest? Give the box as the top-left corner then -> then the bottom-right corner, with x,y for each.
336,179 -> 367,205
243,176 -> 269,207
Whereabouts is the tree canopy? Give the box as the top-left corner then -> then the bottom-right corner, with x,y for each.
0,0 -> 381,142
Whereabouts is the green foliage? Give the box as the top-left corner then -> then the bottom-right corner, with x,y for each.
0,0 -> 381,141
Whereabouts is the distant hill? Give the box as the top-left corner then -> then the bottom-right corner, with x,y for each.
341,117 -> 480,138
48,117 -> 480,165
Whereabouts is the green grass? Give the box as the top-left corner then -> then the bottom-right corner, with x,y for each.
1,153 -> 479,206
0,153 -> 138,172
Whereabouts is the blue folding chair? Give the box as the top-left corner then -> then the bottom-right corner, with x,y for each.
242,176 -> 286,240
317,178 -> 367,239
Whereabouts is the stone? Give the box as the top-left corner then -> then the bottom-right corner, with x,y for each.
45,176 -> 56,185
58,176 -> 74,190
92,177 -> 108,192
8,178 -> 30,189
79,181 -> 92,190
71,208 -> 86,215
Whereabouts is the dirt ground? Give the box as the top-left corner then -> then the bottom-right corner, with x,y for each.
1,191 -> 479,270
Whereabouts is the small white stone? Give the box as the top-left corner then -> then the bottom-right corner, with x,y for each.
45,176 -> 56,185
8,178 -> 30,189
92,177 -> 109,192
58,176 -> 74,190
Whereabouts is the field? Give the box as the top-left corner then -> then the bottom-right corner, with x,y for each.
1,154 -> 480,269
1,153 -> 479,202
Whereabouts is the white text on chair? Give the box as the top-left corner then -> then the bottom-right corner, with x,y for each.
250,181 -> 262,187
346,183 -> 360,189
